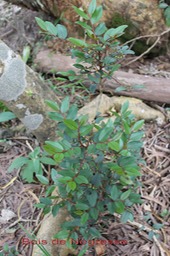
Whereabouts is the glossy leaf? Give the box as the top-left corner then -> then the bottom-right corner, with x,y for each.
56,24 -> 67,39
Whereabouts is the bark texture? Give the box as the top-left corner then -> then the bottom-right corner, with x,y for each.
0,40 -> 58,143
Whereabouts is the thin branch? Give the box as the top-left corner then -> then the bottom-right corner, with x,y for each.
123,28 -> 170,66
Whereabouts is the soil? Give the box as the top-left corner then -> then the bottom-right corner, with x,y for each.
0,1 -> 170,256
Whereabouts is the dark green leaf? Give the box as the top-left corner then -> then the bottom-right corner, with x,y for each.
132,120 -> 144,131
45,21 -> 57,35
90,208 -> 99,220
54,153 -> 64,163
95,22 -> 107,35
40,157 -> 56,165
98,127 -> 112,142
88,0 -> 96,15
48,112 -> 63,122
115,86 -> 126,92
89,227 -> 101,238
35,17 -> 47,31
91,5 -> 103,24
68,37 -> 88,47
21,161 -> 34,182
121,101 -> 129,114
45,100 -> 59,111
64,119 -> 78,130
36,174 -> 49,185
76,203 -> 89,210
76,21 -> 92,30
104,25 -> 128,40
81,212 -> 89,224
73,6 -> 90,20
110,185 -> 119,200
120,189 -> 131,200
108,141 -> 120,152
159,2 -> 168,8
56,24 -> 67,39
44,141 -> 64,153
87,190 -> 98,207
67,181 -> 77,191
54,230 -> 69,239
60,96 -> 70,113
8,157 -> 28,172
0,111 -> 16,122
120,211 -> 134,223
114,201 -> 125,214
52,204 -> 61,216
75,175 -> 88,184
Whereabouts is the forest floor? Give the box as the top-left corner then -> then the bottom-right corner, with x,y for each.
0,1 -> 170,256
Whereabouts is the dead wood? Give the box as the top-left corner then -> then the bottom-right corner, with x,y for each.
35,50 -> 170,104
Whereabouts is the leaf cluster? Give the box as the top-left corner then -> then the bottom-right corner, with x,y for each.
35,0 -> 134,93
159,0 -> 170,26
34,97 -> 144,242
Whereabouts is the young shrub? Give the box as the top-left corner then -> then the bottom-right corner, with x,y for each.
35,97 -> 144,250
35,0 -> 134,93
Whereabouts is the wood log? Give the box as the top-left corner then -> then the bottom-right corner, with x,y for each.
35,50 -> 170,104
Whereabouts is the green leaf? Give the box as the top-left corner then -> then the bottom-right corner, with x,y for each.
64,119 -> 78,130
54,153 -> 64,163
91,6 -> 103,24
80,124 -> 93,136
54,230 -> 69,239
89,227 -> 101,238
121,101 -> 129,114
132,120 -> 144,131
88,0 -> 96,15
45,21 -> 57,35
36,174 -> 49,185
104,25 -> 128,40
75,175 -> 88,184
68,37 -> 88,47
98,127 -> 112,142
44,141 -> 64,153
110,185 -> 119,200
73,6 -> 89,20
67,181 -> 77,191
81,212 -> 89,224
21,161 -> 34,182
8,157 -> 28,172
45,100 -> 59,111
76,203 -> 89,210
22,45 -> 31,63
107,202 -> 115,214
108,141 -> 120,152
90,208 -> 99,220
48,112 -> 63,122
0,111 -> 16,122
87,190 -> 98,207
56,24 -> 68,39
76,21 -> 92,31
159,2 -> 168,8
120,211 -> 134,223
115,86 -> 126,92
94,22 -> 107,36
35,17 -> 47,31
120,189 -> 131,200
52,204 -> 61,216
58,176 -> 72,183
153,223 -> 164,230
60,96 -> 70,113
40,157 -> 56,165
114,201 -> 125,214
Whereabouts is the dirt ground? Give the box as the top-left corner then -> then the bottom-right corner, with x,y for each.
0,1 -> 170,256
